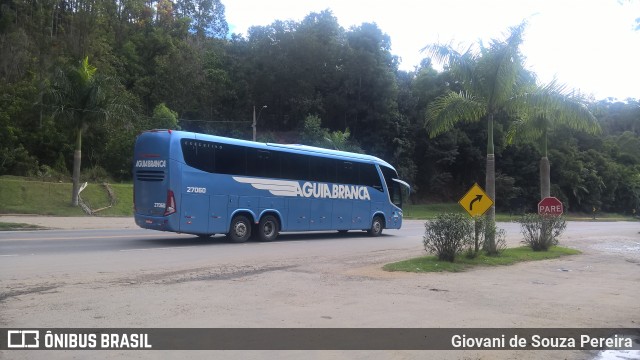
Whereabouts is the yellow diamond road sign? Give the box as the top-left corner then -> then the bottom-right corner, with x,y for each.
458,183 -> 494,217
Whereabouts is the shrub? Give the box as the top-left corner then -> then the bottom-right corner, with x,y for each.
423,213 -> 473,262
82,166 -> 111,182
518,213 -> 567,251
465,215 -> 507,258
477,216 -> 507,255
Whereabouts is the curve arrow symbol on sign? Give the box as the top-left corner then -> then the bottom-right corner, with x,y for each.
469,194 -> 482,211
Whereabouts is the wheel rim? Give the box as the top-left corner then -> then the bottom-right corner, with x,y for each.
263,221 -> 275,237
234,222 -> 247,238
373,220 -> 381,233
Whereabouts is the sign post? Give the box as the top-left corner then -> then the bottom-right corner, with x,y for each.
458,183 -> 494,254
537,197 -> 563,216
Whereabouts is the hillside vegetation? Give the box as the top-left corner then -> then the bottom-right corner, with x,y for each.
1,2 -> 638,215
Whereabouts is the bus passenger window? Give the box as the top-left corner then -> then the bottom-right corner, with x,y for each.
215,143 -> 246,175
359,163 -> 383,190
336,161 -> 357,185
281,153 -> 309,180
247,149 -> 279,178
309,156 -> 336,183
181,139 -> 214,172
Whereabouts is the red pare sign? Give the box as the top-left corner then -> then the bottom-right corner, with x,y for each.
538,197 -> 564,215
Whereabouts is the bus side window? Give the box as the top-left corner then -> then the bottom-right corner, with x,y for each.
359,163 -> 383,191
281,152 -> 309,180
181,139 -> 214,173
309,156 -> 336,183
337,161 -> 357,185
247,149 -> 279,178
215,143 -> 246,175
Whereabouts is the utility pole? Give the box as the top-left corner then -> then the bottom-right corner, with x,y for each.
252,105 -> 267,142
252,106 -> 256,141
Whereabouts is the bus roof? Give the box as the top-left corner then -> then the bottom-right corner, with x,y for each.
147,129 -> 396,170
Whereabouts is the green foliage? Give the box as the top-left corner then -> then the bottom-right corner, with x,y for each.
423,213 -> 474,262
460,215 -> 507,256
82,166 -> 111,182
518,214 -> 567,251
300,115 -> 362,152
151,103 -> 180,129
424,22 -> 532,250
0,2 -> 638,217
301,115 -> 328,145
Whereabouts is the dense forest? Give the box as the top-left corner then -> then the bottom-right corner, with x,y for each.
1,0 -> 639,214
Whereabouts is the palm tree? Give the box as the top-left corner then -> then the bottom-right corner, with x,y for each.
507,81 -> 600,199
49,57 -> 129,206
424,22 -> 531,253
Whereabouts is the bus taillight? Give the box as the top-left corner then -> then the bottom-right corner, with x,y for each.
164,190 -> 176,216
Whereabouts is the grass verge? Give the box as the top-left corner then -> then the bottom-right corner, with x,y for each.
0,176 -> 133,216
383,246 -> 581,273
0,222 -> 49,231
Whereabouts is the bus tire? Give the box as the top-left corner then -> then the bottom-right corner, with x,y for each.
257,215 -> 279,242
367,216 -> 384,237
228,215 -> 252,243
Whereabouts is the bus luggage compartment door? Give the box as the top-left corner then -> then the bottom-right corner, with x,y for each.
287,198 -> 310,231
208,195 -> 228,234
180,193 -> 210,234
332,200 -> 352,231
351,201 -> 371,230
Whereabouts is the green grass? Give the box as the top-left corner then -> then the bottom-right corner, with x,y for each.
0,176 -> 133,216
0,222 -> 49,230
383,246 -> 581,273
403,203 -> 463,219
403,203 -> 516,221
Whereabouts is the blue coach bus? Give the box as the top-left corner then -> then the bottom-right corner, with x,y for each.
133,129 -> 410,242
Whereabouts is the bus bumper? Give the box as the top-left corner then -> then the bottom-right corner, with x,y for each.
134,214 -> 178,232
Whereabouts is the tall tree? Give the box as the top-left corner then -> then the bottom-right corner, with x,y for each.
424,22 -> 531,253
507,81 -> 600,199
49,57 -> 129,205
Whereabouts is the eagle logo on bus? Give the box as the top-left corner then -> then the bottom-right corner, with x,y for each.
233,177 -> 371,201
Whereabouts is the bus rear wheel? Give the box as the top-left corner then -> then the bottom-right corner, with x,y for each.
367,216 -> 384,237
228,215 -> 252,243
257,215 -> 280,242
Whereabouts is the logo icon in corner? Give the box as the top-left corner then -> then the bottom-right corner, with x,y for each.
7,330 -> 40,348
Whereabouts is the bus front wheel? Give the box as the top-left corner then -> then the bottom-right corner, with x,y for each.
367,216 -> 384,237
228,215 -> 252,243
257,215 -> 280,242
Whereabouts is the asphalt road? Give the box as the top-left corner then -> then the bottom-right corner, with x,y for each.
1,220 -> 639,360
0,222 -> 426,275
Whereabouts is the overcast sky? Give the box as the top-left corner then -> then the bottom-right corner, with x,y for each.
222,0 -> 640,101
